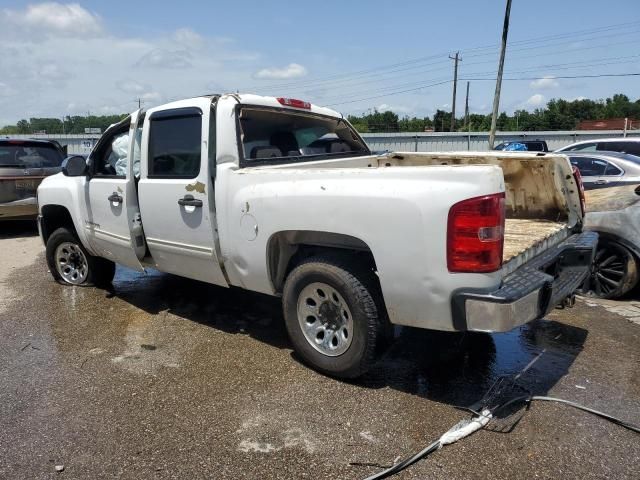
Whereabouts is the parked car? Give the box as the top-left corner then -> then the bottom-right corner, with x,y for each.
582,184 -> 640,298
37,94 -> 596,378
567,151 -> 640,189
556,137 -> 640,156
494,139 -> 548,152
0,139 -> 66,220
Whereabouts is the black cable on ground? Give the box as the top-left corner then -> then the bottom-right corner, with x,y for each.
362,395 -> 640,479
530,396 -> 640,434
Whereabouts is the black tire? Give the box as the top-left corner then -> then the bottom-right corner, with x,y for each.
589,241 -> 638,299
46,227 -> 116,287
282,255 -> 387,379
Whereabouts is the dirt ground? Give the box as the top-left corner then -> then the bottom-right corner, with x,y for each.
1,221 -> 639,479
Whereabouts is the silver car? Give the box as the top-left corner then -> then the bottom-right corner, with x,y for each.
556,137 -> 640,157
570,152 -> 640,298
568,151 -> 640,189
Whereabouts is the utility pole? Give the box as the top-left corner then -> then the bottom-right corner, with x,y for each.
449,51 -> 461,132
488,0 -> 513,149
138,98 -> 142,109
464,82 -> 471,150
464,81 -> 470,129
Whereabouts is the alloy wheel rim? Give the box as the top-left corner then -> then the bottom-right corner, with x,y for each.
297,282 -> 353,356
591,245 -> 628,297
55,242 -> 89,285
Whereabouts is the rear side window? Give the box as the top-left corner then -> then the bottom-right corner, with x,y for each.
0,143 -> 64,168
604,162 -> 623,176
566,142 -> 597,152
148,109 -> 202,178
525,142 -> 544,151
596,141 -> 640,156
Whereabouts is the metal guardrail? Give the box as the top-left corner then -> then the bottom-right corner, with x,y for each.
4,130 -> 640,154
361,130 -> 640,152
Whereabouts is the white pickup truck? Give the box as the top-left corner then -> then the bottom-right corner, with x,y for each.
37,94 -> 597,378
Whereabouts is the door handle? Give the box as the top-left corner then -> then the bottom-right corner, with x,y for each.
178,195 -> 203,207
108,192 -> 123,203
594,179 -> 607,185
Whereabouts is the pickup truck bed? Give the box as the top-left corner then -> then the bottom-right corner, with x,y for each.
503,219 -> 568,263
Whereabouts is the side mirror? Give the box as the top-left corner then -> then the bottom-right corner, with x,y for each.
61,155 -> 87,177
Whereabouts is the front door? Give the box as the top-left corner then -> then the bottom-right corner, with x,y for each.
136,103 -> 227,286
85,111 -> 145,271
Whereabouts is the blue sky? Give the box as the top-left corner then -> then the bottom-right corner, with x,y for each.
0,0 -> 639,124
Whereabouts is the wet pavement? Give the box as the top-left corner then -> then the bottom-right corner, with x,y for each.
1,222 -> 639,479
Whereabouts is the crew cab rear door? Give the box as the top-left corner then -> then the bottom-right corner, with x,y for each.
136,100 -> 227,286
84,110 -> 145,271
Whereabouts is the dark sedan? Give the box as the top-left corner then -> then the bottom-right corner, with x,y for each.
0,139 -> 66,219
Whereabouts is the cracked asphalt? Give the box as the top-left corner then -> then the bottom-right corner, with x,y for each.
1,221 -> 639,479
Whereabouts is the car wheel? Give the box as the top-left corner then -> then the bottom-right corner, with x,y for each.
282,255 -> 387,379
46,227 -> 116,287
589,241 -> 638,299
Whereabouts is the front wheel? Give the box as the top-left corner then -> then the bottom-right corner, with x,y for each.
46,228 -> 116,287
589,241 -> 638,299
282,255 -> 387,379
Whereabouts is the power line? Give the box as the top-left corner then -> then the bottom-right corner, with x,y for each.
242,20 -> 640,93
317,53 -> 640,105
323,72 -> 640,108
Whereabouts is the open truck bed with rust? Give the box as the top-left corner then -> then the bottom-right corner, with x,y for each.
384,151 -> 581,274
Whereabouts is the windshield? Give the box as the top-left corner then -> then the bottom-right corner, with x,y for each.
0,142 -> 64,168
239,108 -> 369,165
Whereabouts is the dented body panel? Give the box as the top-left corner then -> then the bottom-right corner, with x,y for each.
584,185 -> 640,257
37,94 -> 591,333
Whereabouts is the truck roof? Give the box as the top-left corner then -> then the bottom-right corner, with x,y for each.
147,93 -> 343,120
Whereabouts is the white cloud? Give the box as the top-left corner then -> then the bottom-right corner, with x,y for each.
529,76 -> 559,89
377,103 -> 413,114
116,79 -> 149,94
255,63 -> 307,79
173,28 -> 204,50
136,49 -> 193,69
526,94 -> 546,107
2,2 -> 103,38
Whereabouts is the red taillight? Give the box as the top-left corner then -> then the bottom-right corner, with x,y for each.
447,192 -> 505,273
572,166 -> 586,216
277,97 -> 311,109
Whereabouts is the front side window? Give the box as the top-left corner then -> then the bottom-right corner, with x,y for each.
148,111 -> 202,178
238,108 -> 369,165
569,157 -> 607,176
91,121 -> 129,177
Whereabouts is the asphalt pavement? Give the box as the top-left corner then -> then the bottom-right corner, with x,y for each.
0,221 -> 638,479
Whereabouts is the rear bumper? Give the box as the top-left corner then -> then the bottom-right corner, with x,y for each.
451,231 -> 598,332
0,197 -> 38,219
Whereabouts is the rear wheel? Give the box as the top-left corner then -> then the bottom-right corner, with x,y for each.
282,255 -> 387,378
46,228 -> 116,287
589,241 -> 638,299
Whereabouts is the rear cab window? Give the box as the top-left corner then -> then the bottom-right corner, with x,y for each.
0,141 -> 65,169
238,107 -> 370,166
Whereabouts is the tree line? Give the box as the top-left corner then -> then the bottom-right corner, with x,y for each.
347,94 -> 640,133
2,93 -> 639,135
0,114 -> 127,135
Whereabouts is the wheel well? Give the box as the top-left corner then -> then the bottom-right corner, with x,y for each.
594,231 -> 640,260
40,205 -> 77,243
267,231 -> 377,293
